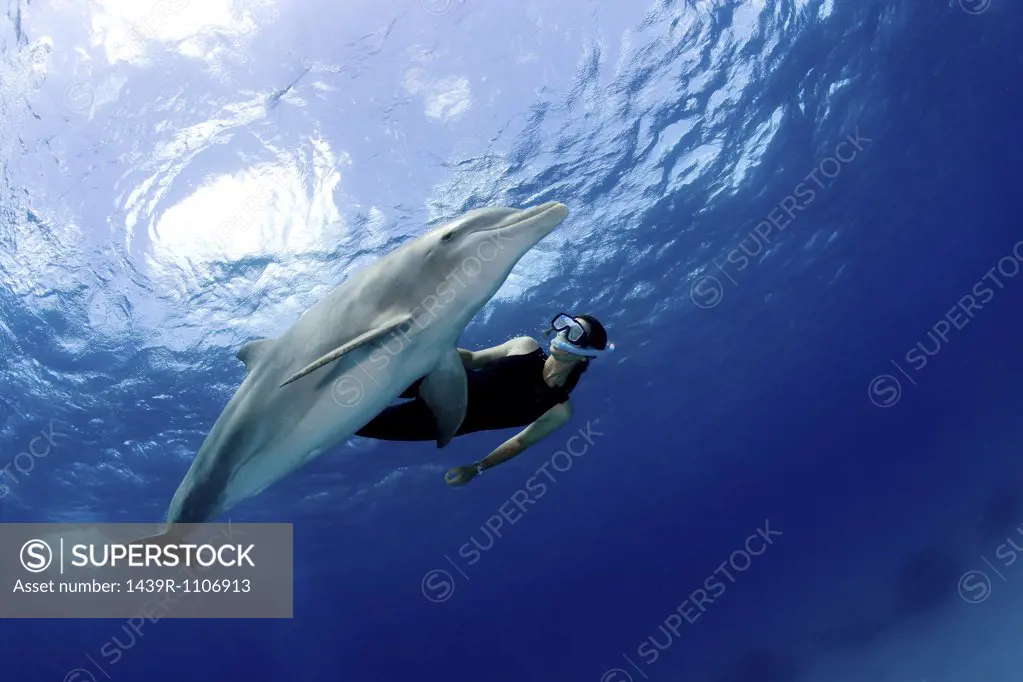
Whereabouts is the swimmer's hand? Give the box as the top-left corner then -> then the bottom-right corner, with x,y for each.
445,464 -> 479,487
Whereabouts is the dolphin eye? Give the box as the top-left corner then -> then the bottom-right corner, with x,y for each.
440,231 -> 455,243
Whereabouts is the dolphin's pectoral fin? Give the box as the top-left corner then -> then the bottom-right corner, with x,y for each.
279,314 -> 413,387
419,349 -> 468,448
236,339 -> 275,372
400,377 -> 425,400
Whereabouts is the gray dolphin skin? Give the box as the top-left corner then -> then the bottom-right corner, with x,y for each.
160,200 -> 569,530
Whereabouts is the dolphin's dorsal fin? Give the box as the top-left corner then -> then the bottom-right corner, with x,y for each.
237,339 -> 275,372
279,314 -> 413,387
419,348 -> 468,448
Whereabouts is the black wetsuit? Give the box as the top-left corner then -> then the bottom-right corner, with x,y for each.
356,348 -> 580,442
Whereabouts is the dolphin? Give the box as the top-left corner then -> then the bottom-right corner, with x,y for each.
159,200 -> 569,529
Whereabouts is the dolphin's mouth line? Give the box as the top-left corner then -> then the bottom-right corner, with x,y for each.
477,201 -> 565,234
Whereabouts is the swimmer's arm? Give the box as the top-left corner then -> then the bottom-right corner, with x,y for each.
458,337 -> 539,369
475,401 -> 573,472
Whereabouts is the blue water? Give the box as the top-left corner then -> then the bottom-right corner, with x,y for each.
3,0 -> 1022,680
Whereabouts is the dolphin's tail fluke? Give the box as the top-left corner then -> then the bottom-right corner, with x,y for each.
128,532 -> 171,547
128,524 -> 188,547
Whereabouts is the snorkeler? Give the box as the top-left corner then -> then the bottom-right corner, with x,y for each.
355,313 -> 614,486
